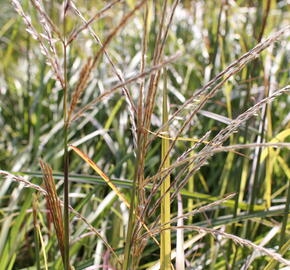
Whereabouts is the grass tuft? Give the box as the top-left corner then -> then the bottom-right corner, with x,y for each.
1,1 -> 290,269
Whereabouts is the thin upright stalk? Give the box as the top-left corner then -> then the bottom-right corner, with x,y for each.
122,5 -> 149,268
123,157 -> 139,270
160,69 -> 171,270
63,1 -> 70,269
25,28 -> 31,140
32,196 -> 41,270
63,118 -> 69,270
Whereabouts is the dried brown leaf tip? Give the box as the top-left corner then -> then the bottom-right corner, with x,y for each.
40,160 -> 65,265
68,57 -> 92,123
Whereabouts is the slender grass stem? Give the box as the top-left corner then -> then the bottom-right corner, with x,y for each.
123,157 -> 139,270
63,124 -> 69,270
32,196 -> 41,270
63,1 -> 70,269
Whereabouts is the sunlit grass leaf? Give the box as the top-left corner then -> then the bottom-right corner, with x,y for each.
69,145 -> 130,208
69,144 -> 160,248
261,129 -> 290,162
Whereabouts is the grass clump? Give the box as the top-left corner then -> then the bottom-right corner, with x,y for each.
0,1 -> 289,269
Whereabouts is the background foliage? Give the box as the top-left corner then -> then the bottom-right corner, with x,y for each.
0,0 -> 289,269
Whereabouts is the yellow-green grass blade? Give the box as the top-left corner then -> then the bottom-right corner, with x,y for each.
264,146 -> 276,209
6,254 -> 16,270
95,97 -> 124,153
160,69 -> 171,270
261,129 -> 290,208
187,143 -> 195,233
37,225 -> 48,270
32,196 -> 41,270
69,145 -> 130,208
69,145 -> 159,247
219,138 -> 235,196
261,128 -> 290,162
264,101 -> 273,209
